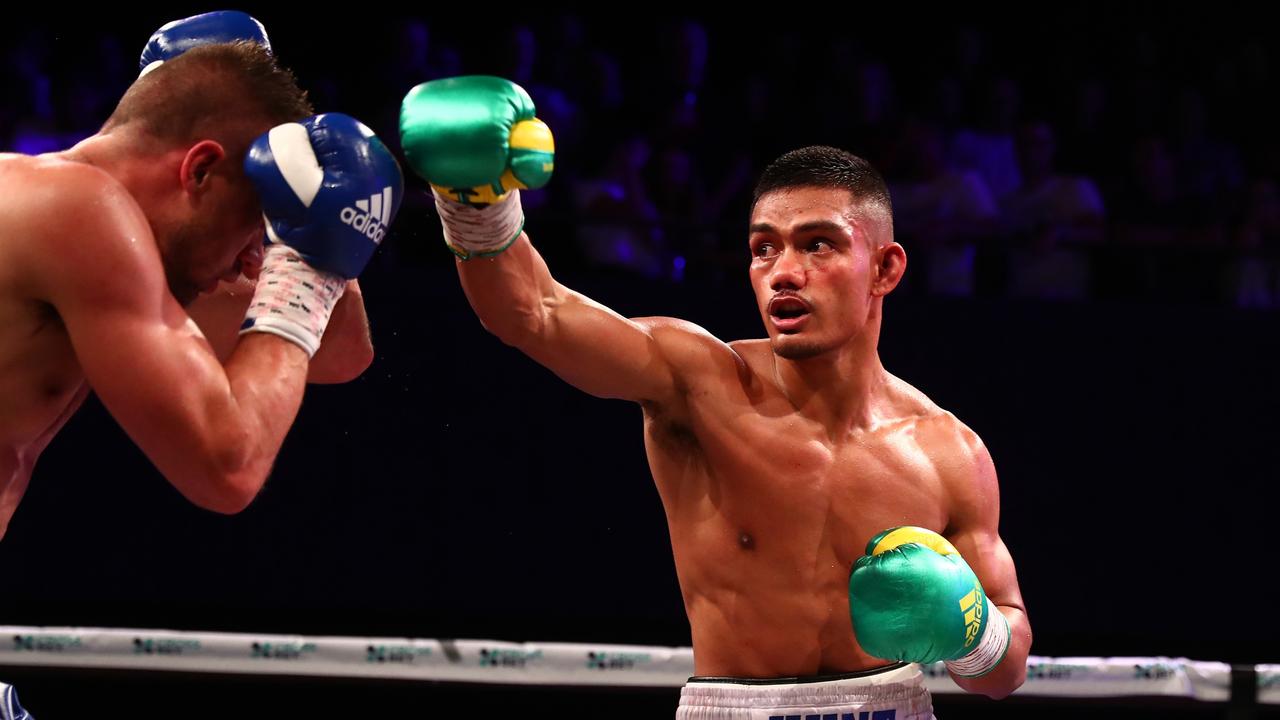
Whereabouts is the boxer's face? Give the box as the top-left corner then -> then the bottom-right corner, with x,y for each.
157,140 -> 267,305
749,186 -> 902,359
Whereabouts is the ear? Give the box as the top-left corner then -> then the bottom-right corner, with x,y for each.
178,140 -> 227,195
871,241 -> 907,297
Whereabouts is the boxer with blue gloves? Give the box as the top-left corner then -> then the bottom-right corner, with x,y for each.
0,14 -> 400,717
401,78 -> 1030,719
132,11 -> 382,383
0,21 -> 401,540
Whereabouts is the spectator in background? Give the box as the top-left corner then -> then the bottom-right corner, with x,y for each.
1002,121 -> 1105,300
949,75 -> 1023,199
889,120 -> 998,297
1168,86 -> 1244,223
1233,178 -> 1280,308
1110,136 -> 1188,246
573,136 -> 667,279
1055,77 -> 1114,183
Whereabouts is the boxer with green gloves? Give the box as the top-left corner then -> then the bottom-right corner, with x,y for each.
400,78 -> 1031,719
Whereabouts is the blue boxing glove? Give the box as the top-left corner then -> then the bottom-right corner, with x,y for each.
246,113 -> 402,278
241,113 -> 403,356
138,10 -> 271,75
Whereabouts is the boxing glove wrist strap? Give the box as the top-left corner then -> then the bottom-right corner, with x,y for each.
944,599 -> 1011,678
239,244 -> 346,357
432,189 -> 524,260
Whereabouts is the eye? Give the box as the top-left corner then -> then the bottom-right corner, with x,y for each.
808,238 -> 834,252
753,242 -> 778,259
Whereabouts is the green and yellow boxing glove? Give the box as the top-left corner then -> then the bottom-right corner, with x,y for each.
848,526 -> 1010,678
399,76 -> 554,259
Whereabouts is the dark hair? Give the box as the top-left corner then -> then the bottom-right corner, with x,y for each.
752,146 -> 893,218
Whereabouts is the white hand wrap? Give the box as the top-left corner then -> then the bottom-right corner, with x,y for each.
944,599 -> 1011,678
433,189 -> 524,260
239,244 -> 346,357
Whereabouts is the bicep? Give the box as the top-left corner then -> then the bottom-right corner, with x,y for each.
58,266 -> 233,474
950,526 -> 1024,611
945,435 -> 1026,612
36,191 -> 234,481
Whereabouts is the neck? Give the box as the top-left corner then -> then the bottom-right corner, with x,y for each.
56,130 -> 182,238
57,132 -> 141,192
771,308 -> 889,437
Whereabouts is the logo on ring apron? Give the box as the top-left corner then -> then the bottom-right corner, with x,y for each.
366,644 -> 433,664
1026,662 -> 1081,680
1134,662 -> 1177,680
250,641 -> 317,660
586,651 -> 652,670
12,634 -> 82,652
133,637 -> 202,655
478,647 -> 543,668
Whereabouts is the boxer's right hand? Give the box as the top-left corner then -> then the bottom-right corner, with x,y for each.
138,10 -> 271,75
848,526 -> 1011,677
240,113 -> 402,356
399,76 -> 555,258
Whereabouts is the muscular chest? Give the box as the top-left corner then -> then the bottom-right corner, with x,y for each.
651,395 -> 950,563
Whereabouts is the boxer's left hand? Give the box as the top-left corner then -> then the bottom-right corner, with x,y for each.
138,10 -> 271,75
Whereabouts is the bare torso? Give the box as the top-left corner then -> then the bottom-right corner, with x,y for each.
645,338 -> 967,677
0,150 -> 374,541
0,154 -> 91,538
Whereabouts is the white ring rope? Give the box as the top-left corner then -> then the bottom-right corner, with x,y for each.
0,626 -> 1271,703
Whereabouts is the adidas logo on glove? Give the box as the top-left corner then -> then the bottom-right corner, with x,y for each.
340,186 -> 394,243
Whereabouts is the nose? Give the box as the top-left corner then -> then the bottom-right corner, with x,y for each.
231,232 -> 267,281
769,247 -> 806,292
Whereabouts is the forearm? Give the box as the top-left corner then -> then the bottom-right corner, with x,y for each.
456,233 -> 561,346
307,280 -> 373,383
455,231 -> 682,402
181,333 -> 309,513
190,277 -> 373,384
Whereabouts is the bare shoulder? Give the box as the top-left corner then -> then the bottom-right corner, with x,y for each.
884,373 -> 946,418
887,374 -> 995,484
634,316 -> 753,386
1,154 -> 160,303
3,153 -> 128,212
923,411 -> 1003,546
888,378 -> 1000,529
916,410 -> 990,465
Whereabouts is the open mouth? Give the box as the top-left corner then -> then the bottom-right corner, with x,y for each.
768,295 -> 812,319
768,295 -> 812,331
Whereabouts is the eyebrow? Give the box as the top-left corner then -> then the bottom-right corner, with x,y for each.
749,220 -> 850,236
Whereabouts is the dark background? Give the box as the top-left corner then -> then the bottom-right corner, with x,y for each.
3,6 -> 1278,718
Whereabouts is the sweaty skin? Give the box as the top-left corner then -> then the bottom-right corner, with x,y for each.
456,186 -> 1030,697
0,144 -> 371,538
